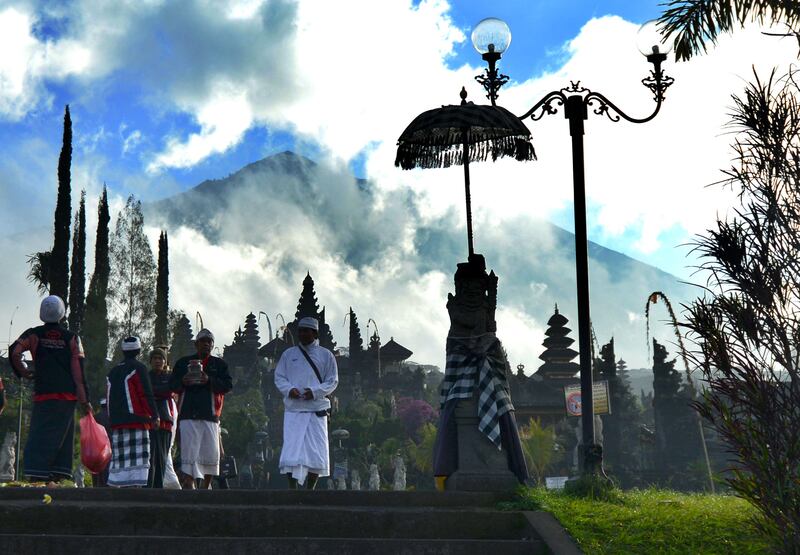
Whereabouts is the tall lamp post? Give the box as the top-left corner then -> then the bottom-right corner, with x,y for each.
470,18 -> 674,475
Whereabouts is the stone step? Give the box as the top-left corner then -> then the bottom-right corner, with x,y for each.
0,500 -> 533,540
0,487 -> 511,508
0,535 -> 548,555
0,488 -> 561,554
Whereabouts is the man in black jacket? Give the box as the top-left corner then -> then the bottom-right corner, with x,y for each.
9,296 -> 91,482
106,336 -> 159,488
170,328 -> 232,489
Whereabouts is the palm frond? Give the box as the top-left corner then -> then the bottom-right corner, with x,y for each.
26,250 -> 52,295
659,0 -> 800,61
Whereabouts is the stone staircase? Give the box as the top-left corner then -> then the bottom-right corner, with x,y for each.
0,488 -> 564,554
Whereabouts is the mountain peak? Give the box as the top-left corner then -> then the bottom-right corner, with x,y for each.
238,150 -> 317,177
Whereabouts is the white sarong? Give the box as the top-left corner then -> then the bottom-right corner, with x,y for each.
279,411 -> 329,485
179,419 -> 220,479
162,425 -> 181,489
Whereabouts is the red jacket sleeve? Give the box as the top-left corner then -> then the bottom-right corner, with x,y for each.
9,330 -> 36,379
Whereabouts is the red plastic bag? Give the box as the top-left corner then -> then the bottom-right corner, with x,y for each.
80,412 -> 112,474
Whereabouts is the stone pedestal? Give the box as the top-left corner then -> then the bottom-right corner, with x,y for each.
446,394 -> 518,492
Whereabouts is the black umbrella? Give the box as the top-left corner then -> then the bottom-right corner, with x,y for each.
395,87 -> 535,256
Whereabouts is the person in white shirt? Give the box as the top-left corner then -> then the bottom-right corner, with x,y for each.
274,316 -> 338,489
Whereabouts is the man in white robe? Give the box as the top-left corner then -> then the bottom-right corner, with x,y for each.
275,317 -> 338,489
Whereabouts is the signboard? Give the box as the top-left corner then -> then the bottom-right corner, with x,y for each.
564,381 -> 611,416
545,476 -> 569,490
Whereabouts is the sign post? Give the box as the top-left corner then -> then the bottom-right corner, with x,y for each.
564,380 -> 611,417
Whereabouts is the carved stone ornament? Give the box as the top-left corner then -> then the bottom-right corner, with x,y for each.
446,254 -> 498,336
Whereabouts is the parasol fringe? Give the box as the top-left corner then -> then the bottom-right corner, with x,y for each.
395,134 -> 536,170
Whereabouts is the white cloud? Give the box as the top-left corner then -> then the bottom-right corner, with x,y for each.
0,6 -> 91,119
147,88 -> 253,172
156,223 -> 453,367
495,305 -> 546,373
122,129 -> 142,155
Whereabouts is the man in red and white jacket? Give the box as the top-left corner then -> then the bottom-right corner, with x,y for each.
9,296 -> 91,482
106,336 -> 159,488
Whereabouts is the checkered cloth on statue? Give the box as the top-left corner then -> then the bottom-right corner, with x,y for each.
439,333 -> 514,448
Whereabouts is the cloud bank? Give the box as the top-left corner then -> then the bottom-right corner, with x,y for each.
0,1 -> 795,371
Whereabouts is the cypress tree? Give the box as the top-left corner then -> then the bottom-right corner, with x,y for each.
598,339 -> 644,486
83,186 -> 111,401
154,230 -> 169,346
652,338 -> 702,485
287,272 -> 336,350
49,105 -> 72,304
295,272 -> 320,319
68,190 -> 86,332
348,306 -> 363,358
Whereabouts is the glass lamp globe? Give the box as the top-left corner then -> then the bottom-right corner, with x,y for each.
471,17 -> 512,55
636,20 -> 672,56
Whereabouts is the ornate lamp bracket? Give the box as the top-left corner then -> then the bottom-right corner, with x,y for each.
518,66 -> 675,125
475,68 -> 510,105
642,69 -> 675,102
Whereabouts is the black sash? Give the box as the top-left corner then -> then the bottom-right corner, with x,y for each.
299,348 -> 331,418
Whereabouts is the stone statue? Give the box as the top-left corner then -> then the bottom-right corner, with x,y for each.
573,415 -> 604,471
73,465 -> 85,487
368,463 -> 380,491
351,469 -> 361,491
239,464 -> 254,489
0,432 -> 16,482
446,254 -> 498,336
433,254 -> 527,491
572,423 -> 582,472
595,414 -> 604,446
389,393 -> 397,420
327,477 -> 336,490
392,453 -> 406,491
337,476 -> 347,490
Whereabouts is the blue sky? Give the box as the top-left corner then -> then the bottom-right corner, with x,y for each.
0,0 -> 795,366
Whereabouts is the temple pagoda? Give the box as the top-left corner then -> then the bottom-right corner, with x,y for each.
380,338 -> 413,373
535,305 -> 580,380
223,313 -> 264,388
259,332 -> 290,362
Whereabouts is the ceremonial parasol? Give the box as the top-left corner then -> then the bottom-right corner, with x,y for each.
395,87 -> 535,256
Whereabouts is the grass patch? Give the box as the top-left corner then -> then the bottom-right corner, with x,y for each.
508,487 -> 772,554
0,480 -> 77,488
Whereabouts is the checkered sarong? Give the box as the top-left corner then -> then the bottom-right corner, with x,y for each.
440,334 -> 514,448
108,428 -> 150,487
